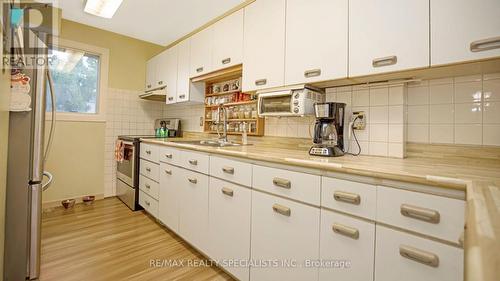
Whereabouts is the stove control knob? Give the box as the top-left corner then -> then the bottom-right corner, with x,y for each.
294,93 -> 300,99
293,100 -> 299,106
293,107 -> 299,113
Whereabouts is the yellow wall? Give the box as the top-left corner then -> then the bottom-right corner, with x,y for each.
43,20 -> 164,203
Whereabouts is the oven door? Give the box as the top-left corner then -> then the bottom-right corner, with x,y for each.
258,91 -> 294,116
117,141 -> 135,187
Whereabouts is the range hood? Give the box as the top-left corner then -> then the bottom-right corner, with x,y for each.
139,87 -> 166,102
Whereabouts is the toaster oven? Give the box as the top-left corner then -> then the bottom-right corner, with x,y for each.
257,85 -> 324,117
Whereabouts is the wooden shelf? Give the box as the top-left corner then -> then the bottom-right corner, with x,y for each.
206,89 -> 241,97
205,100 -> 256,108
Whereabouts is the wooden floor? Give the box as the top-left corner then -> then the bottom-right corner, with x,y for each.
40,197 -> 234,281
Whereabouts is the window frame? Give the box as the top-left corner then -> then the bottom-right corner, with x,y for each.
46,38 -> 109,122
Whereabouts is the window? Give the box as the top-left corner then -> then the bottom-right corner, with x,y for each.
45,39 -> 109,122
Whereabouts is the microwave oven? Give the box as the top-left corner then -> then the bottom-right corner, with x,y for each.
257,85 -> 325,117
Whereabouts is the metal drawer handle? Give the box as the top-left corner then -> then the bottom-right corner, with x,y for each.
165,154 -> 173,159
145,184 -> 151,189
146,167 -> 151,172
222,166 -> 235,174
333,191 -> 361,205
188,159 -> 198,165
196,67 -> 204,73
304,69 -> 321,78
146,150 -> 151,154
222,58 -> 231,64
158,80 -> 163,85
470,36 -> 500,52
273,177 -> 291,189
168,97 -> 174,101
221,187 -> 234,197
165,170 -> 172,175
372,55 -> 397,67
400,204 -> 440,224
332,223 -> 359,240
188,177 -> 197,184
399,245 -> 439,268
144,200 -> 151,206
255,79 -> 267,86
272,204 -> 291,217
179,94 -> 186,99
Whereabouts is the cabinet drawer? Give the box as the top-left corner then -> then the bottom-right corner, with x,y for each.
321,177 -> 376,220
180,150 -> 209,174
210,156 -> 252,187
319,209 -> 375,281
376,186 -> 465,243
159,163 -> 182,232
139,175 -> 159,200
208,177 -> 251,281
375,225 -> 463,281
252,165 -> 321,206
251,190 -> 320,281
140,143 -> 159,163
140,160 -> 159,182
159,146 -> 180,165
139,190 -> 159,218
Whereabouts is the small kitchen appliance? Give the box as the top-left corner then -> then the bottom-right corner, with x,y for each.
309,102 -> 346,157
257,85 -> 324,117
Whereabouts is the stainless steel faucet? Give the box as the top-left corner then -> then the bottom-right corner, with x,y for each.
216,104 -> 228,144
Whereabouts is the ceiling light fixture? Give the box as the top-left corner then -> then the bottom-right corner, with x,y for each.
84,0 -> 123,19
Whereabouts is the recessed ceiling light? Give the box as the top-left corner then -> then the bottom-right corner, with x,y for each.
84,0 -> 123,19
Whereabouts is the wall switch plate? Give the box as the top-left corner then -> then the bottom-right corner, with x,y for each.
352,111 -> 366,130
200,116 -> 204,127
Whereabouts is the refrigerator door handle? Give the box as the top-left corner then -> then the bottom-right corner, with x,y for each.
29,183 -> 42,280
42,171 -> 53,191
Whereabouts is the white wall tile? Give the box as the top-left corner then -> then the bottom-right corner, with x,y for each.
407,86 -> 429,105
388,143 -> 404,158
370,87 -> 389,106
454,74 -> 482,83
352,89 -> 370,106
454,103 -> 482,124
407,105 -> 429,124
336,91 -> 352,105
430,125 -> 454,144
429,78 -> 454,85
370,124 -> 388,142
408,124 -> 429,143
389,105 -> 404,124
369,106 -> 388,124
429,83 -> 454,104
483,102 -> 500,124
483,78 -> 500,101
455,124 -> 482,145
369,142 -> 388,157
483,124 -> 500,146
353,124 -> 370,141
430,104 -> 454,124
389,86 -> 405,105
454,81 -> 482,103
388,124 -> 404,143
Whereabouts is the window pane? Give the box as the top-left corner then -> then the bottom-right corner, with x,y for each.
46,47 -> 100,114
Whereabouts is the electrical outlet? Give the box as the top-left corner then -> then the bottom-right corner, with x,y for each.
200,116 -> 204,127
352,111 -> 366,130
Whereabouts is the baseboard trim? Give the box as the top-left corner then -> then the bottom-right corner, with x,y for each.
42,193 -> 105,210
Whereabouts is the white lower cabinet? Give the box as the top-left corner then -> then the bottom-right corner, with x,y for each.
319,209 -> 375,281
139,190 -> 158,218
375,225 -> 463,281
178,169 -> 209,253
208,177 -> 251,281
158,163 -> 181,232
250,190 -> 320,281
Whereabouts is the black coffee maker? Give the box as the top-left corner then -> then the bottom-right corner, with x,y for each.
309,102 -> 346,157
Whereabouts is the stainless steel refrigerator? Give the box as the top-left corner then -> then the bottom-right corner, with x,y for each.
4,4 -> 56,280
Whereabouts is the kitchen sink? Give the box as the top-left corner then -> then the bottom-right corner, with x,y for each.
174,140 -> 250,147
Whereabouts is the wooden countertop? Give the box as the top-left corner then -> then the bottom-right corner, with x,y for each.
141,136 -> 500,281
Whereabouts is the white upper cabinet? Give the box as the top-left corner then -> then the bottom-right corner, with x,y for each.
243,0 -> 286,92
157,47 -> 178,104
176,39 -> 191,102
212,9 -> 244,70
349,0 -> 429,77
145,58 -> 157,91
285,0 -> 348,85
190,26 -> 213,77
431,0 -> 500,66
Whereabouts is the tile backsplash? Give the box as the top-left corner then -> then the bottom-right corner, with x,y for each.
406,73 -> 500,146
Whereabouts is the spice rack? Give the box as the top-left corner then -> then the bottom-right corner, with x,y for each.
203,72 -> 264,136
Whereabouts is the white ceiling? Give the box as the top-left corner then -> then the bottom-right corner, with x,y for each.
56,0 -> 246,46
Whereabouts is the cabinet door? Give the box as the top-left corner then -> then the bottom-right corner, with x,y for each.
285,0 -> 348,84
157,47 -> 178,104
158,163 -> 181,232
349,0 -> 429,76
431,0 -> 500,66
145,58 -> 157,91
375,225 -> 463,281
178,169 -> 209,253
208,178 -> 251,281
250,190 -> 320,281
190,27 -> 213,77
212,9 -> 244,71
319,209 -> 375,281
243,0 -> 286,92
176,39 -> 191,102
